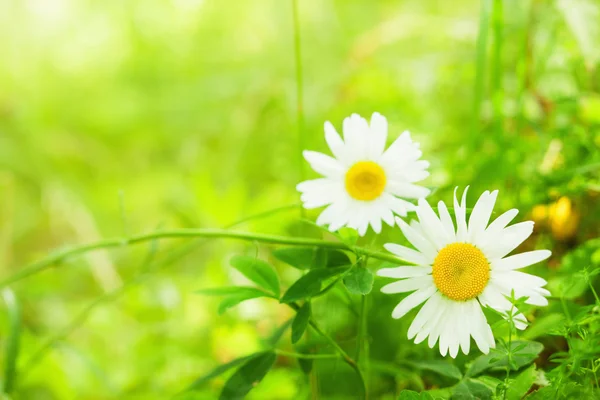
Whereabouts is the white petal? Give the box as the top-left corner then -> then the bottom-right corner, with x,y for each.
408,291 -> 442,340
377,266 -> 432,278
392,285 -> 436,319
478,285 -> 528,329
469,301 -> 494,354
380,276 -> 434,294
324,121 -> 348,164
382,194 -> 416,217
416,198 -> 450,250
482,222 -> 534,259
475,208 -> 519,248
368,112 -> 388,159
491,250 -> 551,271
303,151 -> 344,178
453,187 -> 469,242
383,243 -> 428,265
387,181 -> 430,199
468,190 -> 498,242
380,204 -> 395,226
342,114 -> 369,160
298,179 -> 344,209
428,298 -> 452,350
437,200 -> 456,241
395,217 -> 437,260
457,302 -> 471,355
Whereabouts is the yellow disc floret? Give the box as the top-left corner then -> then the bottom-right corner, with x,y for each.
432,243 -> 490,301
345,161 -> 387,201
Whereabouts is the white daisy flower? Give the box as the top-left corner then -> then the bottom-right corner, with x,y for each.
378,188 -> 551,358
297,113 -> 430,236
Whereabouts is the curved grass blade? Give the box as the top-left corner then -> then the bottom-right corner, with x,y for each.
2,288 -> 22,394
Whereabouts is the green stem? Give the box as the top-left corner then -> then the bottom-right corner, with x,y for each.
491,0 -> 504,139
308,319 -> 367,399
587,276 -> 600,307
275,349 -> 339,360
20,204 -> 301,377
1,229 -> 402,289
292,0 -> 306,218
503,302 -> 515,400
355,256 -> 369,365
287,301 -> 366,398
356,294 -> 367,362
471,0 -> 491,140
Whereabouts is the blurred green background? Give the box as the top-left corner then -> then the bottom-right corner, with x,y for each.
0,0 -> 599,399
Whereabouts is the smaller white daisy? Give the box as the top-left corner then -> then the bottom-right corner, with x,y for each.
378,188 -> 551,358
297,113 -> 430,236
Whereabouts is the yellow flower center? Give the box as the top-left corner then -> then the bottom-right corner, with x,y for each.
345,161 -> 387,201
432,243 -> 490,301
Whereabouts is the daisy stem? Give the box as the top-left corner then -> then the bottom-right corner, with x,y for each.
503,301 -> 515,400
19,204 -> 301,377
306,316 -> 368,399
0,229 -> 403,289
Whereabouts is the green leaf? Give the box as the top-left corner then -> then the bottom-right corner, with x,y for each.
217,292 -> 272,315
466,341 -> 544,377
506,365 -> 537,400
451,379 -> 493,400
410,359 -> 462,381
326,250 -> 351,267
273,247 -> 316,270
280,266 -> 350,303
230,256 -> 280,296
272,247 -> 351,270
196,286 -> 276,314
2,289 -> 21,395
343,267 -> 374,295
523,386 -> 556,400
265,318 -> 293,347
397,390 -> 434,400
291,302 -> 311,344
184,353 -> 258,391
219,351 -> 276,400
522,313 -> 566,340
298,358 -> 312,375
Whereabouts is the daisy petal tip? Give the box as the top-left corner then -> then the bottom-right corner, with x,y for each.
394,216 -> 406,226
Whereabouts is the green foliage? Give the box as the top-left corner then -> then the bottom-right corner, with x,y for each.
280,266 -> 350,303
410,360 -> 463,381
184,353 -> 258,392
1,289 -> 21,395
466,341 -> 544,377
272,247 -> 351,270
196,287 -> 277,314
451,379 -> 493,400
291,302 -> 311,344
229,256 -> 280,297
506,364 -> 538,400
343,266 -> 374,295
218,351 -> 276,400
398,390 -> 434,400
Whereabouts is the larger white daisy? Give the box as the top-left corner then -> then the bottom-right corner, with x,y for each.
297,113 -> 430,236
378,188 -> 551,358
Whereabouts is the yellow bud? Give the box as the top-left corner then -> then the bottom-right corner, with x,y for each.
549,197 -> 579,241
